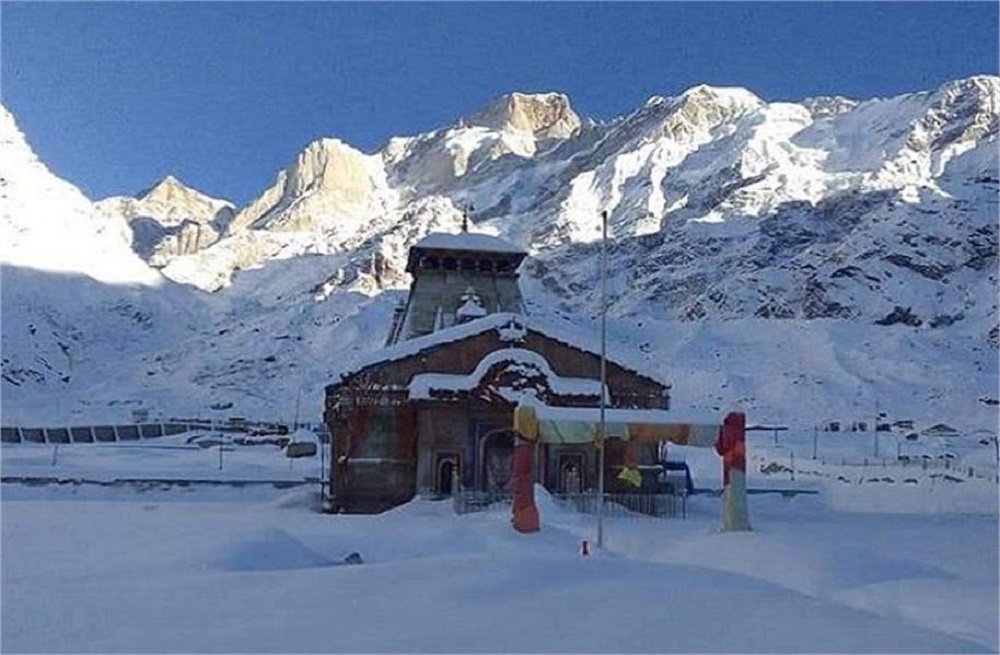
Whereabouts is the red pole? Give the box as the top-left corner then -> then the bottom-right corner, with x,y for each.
511,434 -> 539,533
716,412 -> 750,531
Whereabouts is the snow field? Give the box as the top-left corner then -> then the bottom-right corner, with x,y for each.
2,486 -> 996,653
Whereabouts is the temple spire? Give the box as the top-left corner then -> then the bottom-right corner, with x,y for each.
462,204 -> 474,233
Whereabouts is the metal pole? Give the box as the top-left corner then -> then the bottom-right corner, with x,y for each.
994,437 -> 998,485
812,426 -> 818,460
320,425 -> 327,501
597,209 -> 608,549
874,403 -> 879,459
294,387 -> 303,430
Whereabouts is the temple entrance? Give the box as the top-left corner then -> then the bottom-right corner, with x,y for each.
436,454 -> 459,496
479,428 -> 515,493
559,454 -> 584,494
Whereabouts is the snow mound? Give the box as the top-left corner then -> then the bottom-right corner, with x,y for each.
533,482 -> 574,522
211,527 -> 336,572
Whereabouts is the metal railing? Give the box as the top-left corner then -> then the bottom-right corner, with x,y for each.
453,488 -> 685,518
0,421 -> 329,445
772,455 -> 999,483
453,489 -> 512,515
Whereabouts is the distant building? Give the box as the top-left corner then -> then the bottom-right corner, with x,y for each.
324,228 -> 670,513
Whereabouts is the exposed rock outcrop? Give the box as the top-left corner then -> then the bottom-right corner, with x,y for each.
95,175 -> 234,267
465,92 -> 581,139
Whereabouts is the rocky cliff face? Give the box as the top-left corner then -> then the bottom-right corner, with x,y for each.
95,175 -> 235,266
227,138 -> 393,234
465,91 -> 582,140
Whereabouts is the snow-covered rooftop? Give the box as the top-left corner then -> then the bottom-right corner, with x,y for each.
333,313 -> 667,386
412,232 -> 524,254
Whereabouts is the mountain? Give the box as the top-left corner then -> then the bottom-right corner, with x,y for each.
1,79 -> 997,429
0,107 -> 161,286
0,106 -> 203,402
95,176 -> 235,267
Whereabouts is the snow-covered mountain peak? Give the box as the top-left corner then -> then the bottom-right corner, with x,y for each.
941,74 -> 1000,98
223,136 -> 392,236
923,75 -> 999,144
285,137 -> 376,197
0,106 -> 161,286
464,91 -> 581,139
136,174 -> 224,206
659,84 -> 764,142
94,173 -> 235,267
381,93 -> 582,192
677,83 -> 763,106
672,84 -> 765,118
126,175 -> 233,219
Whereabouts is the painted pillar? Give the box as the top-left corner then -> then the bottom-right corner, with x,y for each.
511,405 -> 540,533
716,411 -> 750,531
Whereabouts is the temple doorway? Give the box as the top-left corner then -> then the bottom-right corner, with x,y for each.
436,454 -> 459,496
479,428 -> 515,493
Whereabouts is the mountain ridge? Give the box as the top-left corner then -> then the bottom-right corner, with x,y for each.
1,76 -> 997,429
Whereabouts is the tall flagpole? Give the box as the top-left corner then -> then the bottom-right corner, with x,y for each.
597,209 -> 608,549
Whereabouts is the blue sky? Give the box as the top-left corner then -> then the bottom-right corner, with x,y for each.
2,2 -> 997,206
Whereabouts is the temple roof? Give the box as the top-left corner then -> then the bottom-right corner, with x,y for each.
412,232 -> 524,254
406,232 -> 526,273
331,312 -> 670,389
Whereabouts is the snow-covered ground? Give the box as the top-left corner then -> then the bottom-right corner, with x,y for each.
2,432 -> 997,653
0,431 -> 323,484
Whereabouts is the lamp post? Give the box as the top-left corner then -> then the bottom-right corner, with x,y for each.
597,209 -> 608,549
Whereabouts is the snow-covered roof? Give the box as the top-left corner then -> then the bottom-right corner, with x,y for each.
333,313 -> 668,386
412,232 -> 524,254
409,348 -> 606,400
455,290 -> 487,319
922,423 -> 961,436
456,299 -> 488,319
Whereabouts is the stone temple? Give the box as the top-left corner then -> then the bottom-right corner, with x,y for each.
324,227 -> 671,513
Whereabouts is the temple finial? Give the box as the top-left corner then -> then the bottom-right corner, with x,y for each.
462,205 -> 471,233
